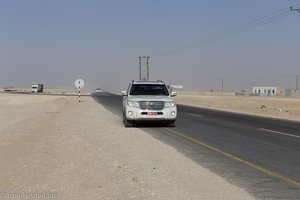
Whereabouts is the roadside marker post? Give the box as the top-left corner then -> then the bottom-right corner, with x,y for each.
79,86 -> 81,102
75,79 -> 84,103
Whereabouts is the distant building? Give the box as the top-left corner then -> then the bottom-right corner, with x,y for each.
252,86 -> 300,98
252,87 -> 278,96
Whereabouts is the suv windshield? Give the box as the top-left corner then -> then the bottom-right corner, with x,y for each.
130,84 -> 169,96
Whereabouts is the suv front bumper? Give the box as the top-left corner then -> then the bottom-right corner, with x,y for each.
125,107 -> 177,120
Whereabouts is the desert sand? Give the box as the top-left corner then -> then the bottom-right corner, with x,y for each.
175,92 -> 300,122
0,93 -> 256,200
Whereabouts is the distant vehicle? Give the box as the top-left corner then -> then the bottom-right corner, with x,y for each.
95,88 -> 102,93
3,87 -> 16,92
31,83 -> 43,93
121,80 -> 177,127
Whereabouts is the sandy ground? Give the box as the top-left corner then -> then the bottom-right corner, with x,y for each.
174,93 -> 300,122
0,93 -> 256,200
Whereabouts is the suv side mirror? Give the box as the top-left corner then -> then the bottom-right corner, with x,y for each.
121,91 -> 127,96
170,91 -> 177,97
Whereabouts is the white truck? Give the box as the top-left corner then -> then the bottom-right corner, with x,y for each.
31,83 -> 44,93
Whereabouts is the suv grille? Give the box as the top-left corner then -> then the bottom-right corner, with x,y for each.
140,101 -> 164,110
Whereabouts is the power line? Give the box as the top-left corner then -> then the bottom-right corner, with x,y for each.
187,74 -> 298,81
296,75 -> 299,90
150,5 -> 298,58
151,10 -> 290,57
220,74 -> 296,80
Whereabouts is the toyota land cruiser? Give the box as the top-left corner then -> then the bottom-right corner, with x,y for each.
121,80 -> 177,127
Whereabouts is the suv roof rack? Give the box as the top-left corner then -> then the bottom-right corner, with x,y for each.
133,80 -> 163,82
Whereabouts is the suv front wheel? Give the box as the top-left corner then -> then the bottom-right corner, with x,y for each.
123,114 -> 134,127
167,120 -> 176,127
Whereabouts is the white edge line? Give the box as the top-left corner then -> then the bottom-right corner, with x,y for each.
188,113 -> 203,118
259,128 -> 300,139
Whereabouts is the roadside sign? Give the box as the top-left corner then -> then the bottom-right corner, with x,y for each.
75,79 -> 84,89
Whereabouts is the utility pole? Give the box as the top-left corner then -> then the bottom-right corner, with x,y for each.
138,56 -> 150,80
290,7 -> 300,90
138,56 -> 142,80
221,78 -> 224,96
146,56 -> 150,80
296,75 -> 299,90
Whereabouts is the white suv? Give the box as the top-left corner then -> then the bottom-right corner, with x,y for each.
121,80 -> 177,127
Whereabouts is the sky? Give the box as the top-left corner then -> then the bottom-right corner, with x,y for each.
1,0 -> 300,92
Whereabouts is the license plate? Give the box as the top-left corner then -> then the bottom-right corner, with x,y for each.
147,112 -> 157,116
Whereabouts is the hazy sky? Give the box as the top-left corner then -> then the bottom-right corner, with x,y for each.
1,0 -> 300,92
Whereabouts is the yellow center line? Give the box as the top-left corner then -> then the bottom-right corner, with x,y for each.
163,128 -> 300,188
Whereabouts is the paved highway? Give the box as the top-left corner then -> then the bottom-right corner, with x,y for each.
93,93 -> 300,199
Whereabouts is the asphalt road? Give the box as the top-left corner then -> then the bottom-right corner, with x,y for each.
93,93 -> 300,200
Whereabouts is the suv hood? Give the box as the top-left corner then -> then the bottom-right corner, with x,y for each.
128,95 -> 173,102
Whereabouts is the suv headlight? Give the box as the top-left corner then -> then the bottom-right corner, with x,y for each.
127,101 -> 140,108
164,101 -> 176,108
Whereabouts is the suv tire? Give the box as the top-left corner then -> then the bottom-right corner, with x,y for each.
167,120 -> 176,127
123,115 -> 134,127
